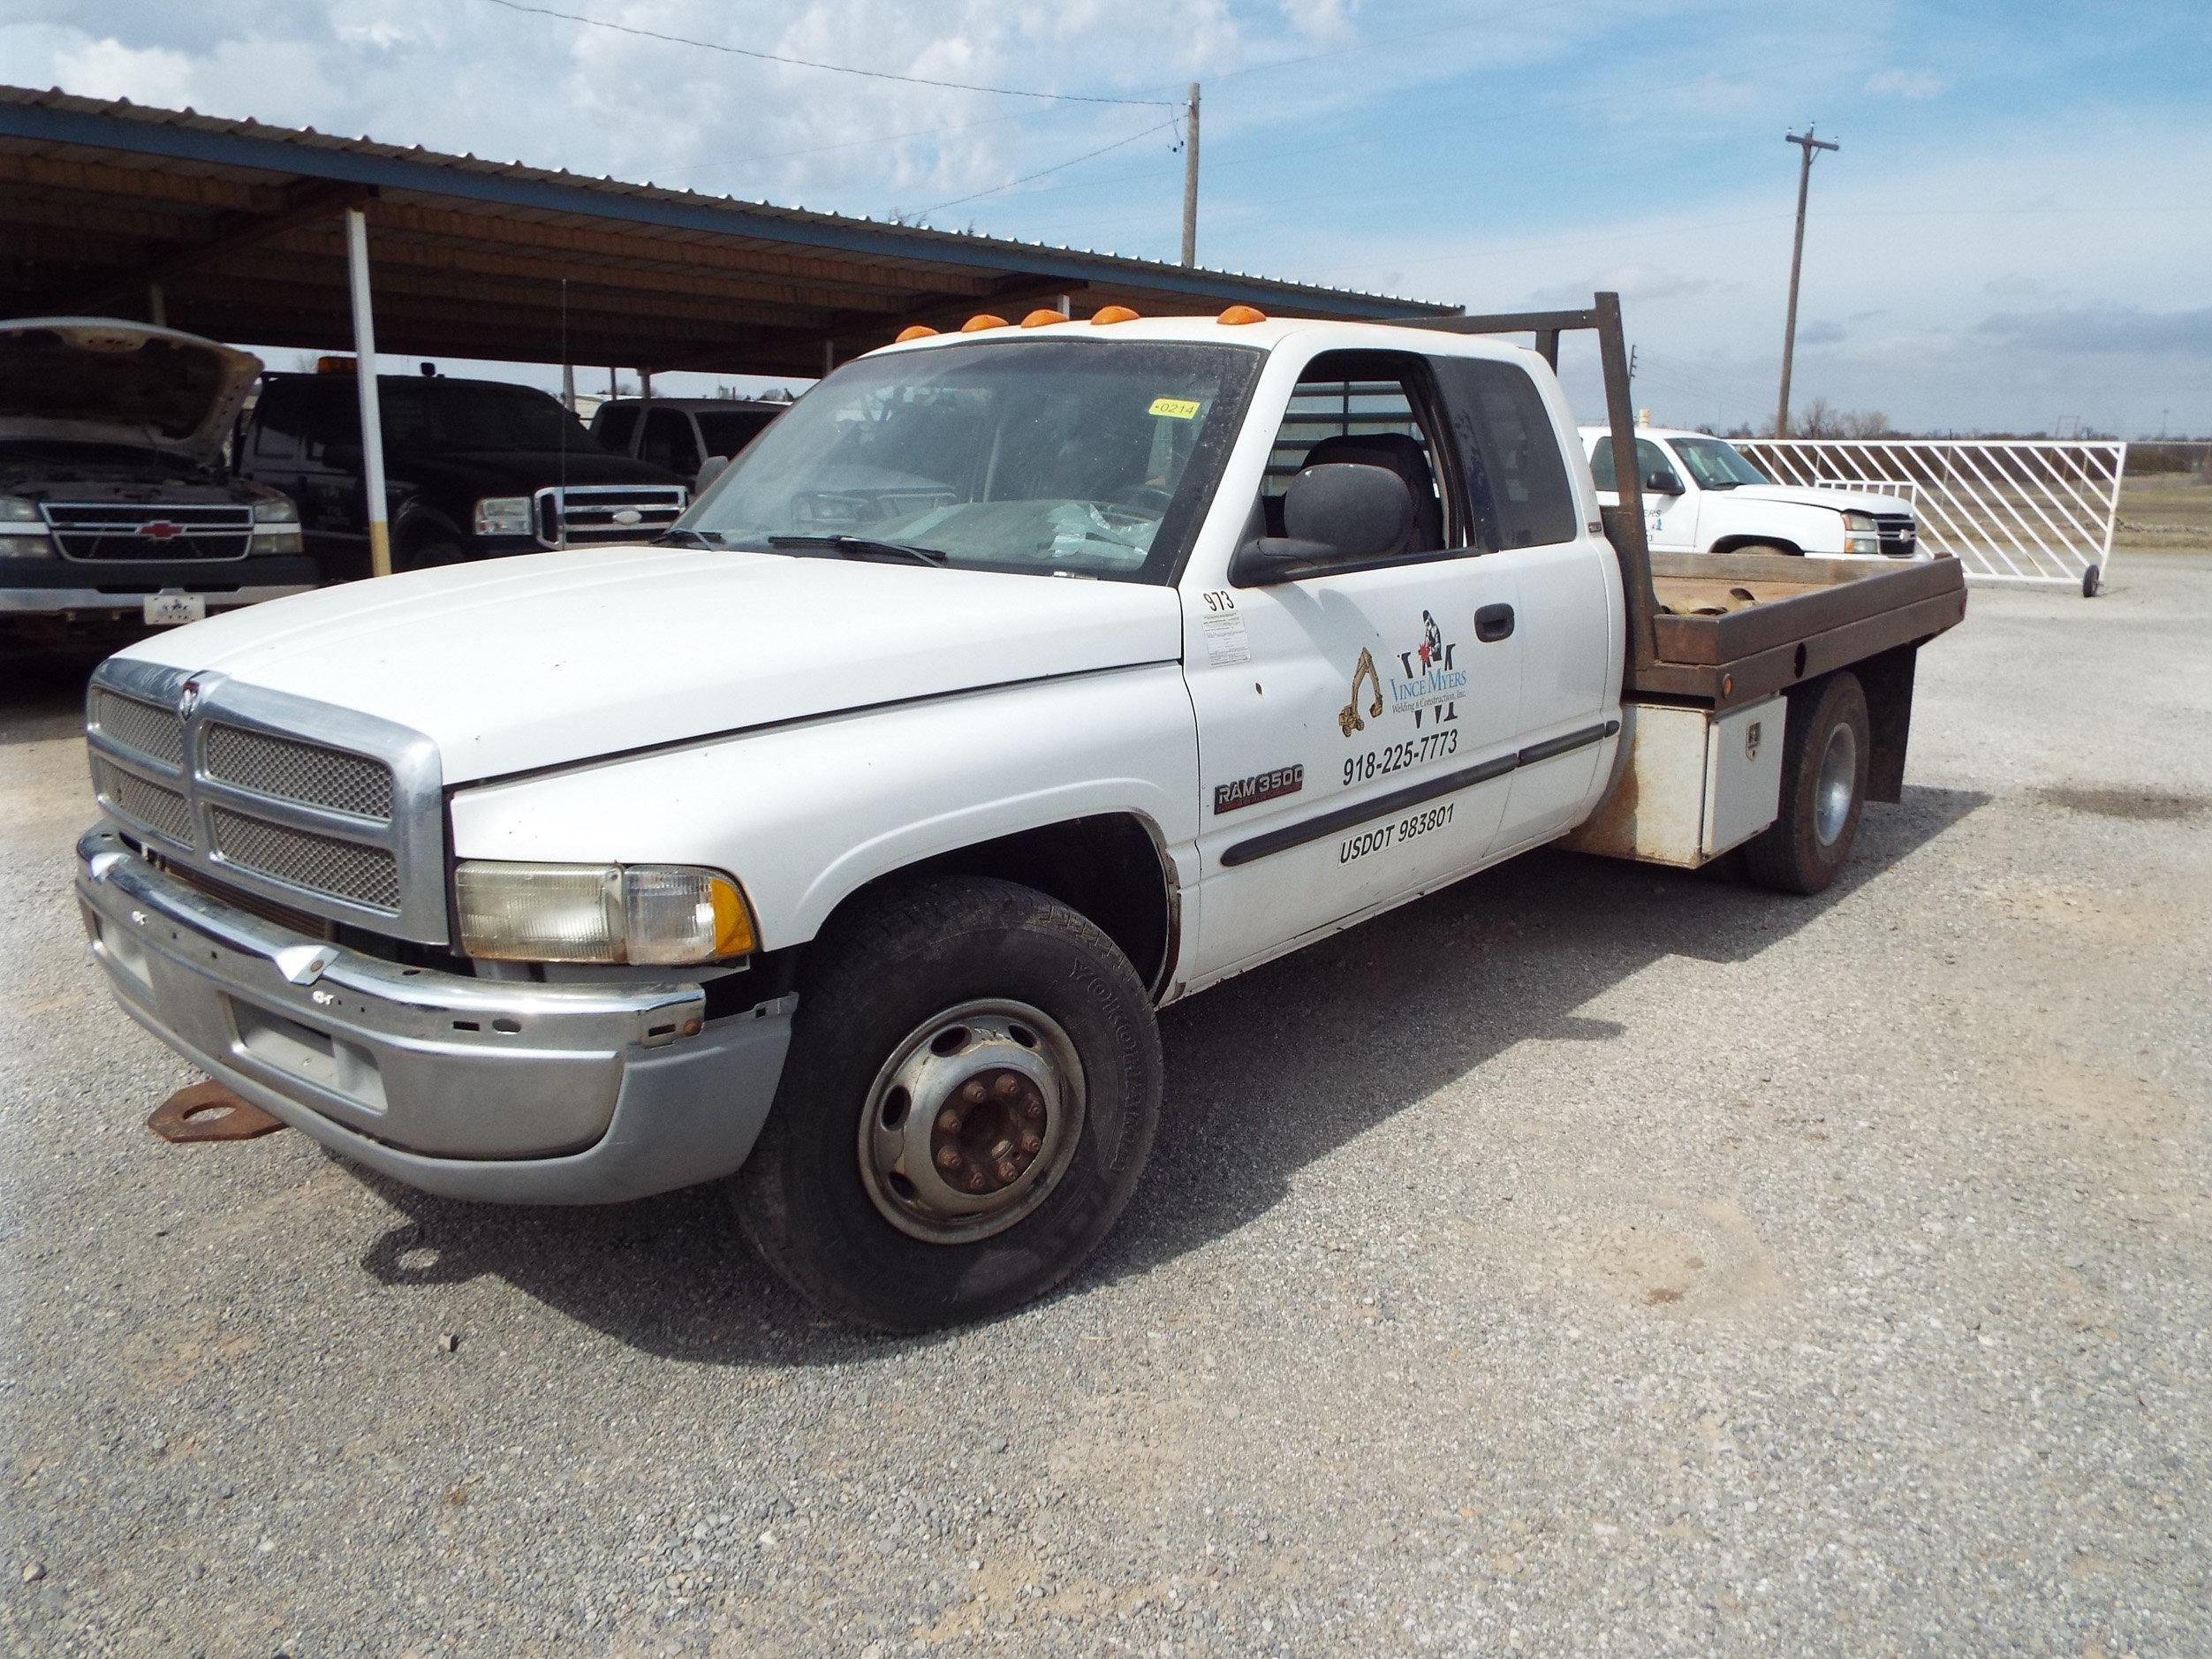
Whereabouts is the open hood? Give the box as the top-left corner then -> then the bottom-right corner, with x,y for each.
0,318 -> 263,464
115,545 -> 1186,783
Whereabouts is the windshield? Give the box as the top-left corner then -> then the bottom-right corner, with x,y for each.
678,338 -> 1261,581
379,381 -> 601,454
1669,436 -> 1771,489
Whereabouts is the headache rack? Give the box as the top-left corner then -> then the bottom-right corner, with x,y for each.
1405,292 -> 1966,711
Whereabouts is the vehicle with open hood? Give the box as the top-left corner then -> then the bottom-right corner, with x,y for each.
75,296 -> 1964,1330
0,319 -> 311,643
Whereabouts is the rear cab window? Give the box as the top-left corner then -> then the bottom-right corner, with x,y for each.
1431,356 -> 1579,549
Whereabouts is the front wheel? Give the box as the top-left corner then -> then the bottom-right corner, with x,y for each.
1742,670 -> 1870,895
735,876 -> 1163,1330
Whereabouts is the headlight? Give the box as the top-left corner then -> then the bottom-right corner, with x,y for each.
454,861 -> 755,964
473,496 -> 533,537
0,496 -> 52,556
1842,511 -> 1880,555
253,496 -> 299,524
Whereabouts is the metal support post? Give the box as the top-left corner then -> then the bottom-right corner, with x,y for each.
344,208 -> 391,578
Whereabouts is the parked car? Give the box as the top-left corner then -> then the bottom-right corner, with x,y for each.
77,297 -> 1965,1330
1,318 -> 311,645
1579,425 -> 1922,559
589,396 -> 785,491
236,370 -> 690,580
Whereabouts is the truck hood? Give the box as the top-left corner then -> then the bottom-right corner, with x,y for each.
391,447 -> 686,494
0,318 -> 261,466
116,546 -> 1185,783
1722,483 -> 1911,517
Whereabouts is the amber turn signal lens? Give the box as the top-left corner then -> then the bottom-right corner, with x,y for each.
1089,305 -> 1140,325
1217,304 -> 1268,325
960,314 -> 1010,332
1020,308 -> 1067,328
895,324 -> 938,342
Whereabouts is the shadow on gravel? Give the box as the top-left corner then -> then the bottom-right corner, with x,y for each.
345,782 -> 1989,1365
0,651 -> 104,746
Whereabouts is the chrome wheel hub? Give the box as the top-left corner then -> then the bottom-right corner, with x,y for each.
1814,721 -> 1858,846
858,1000 -> 1085,1245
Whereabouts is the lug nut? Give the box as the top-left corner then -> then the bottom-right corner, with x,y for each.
962,1080 -> 987,1104
993,1073 -> 1020,1100
936,1108 -> 961,1133
996,1161 -> 1018,1183
966,1171 -> 989,1193
1023,1099 -> 1045,1122
936,1147 -> 962,1170
1021,1132 -> 1042,1154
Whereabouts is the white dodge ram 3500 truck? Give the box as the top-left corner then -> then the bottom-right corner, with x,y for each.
76,296 -> 1966,1329
1580,424 -> 1921,561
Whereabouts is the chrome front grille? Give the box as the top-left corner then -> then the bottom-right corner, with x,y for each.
90,755 -> 193,848
84,663 -> 447,943
208,807 -> 401,910
533,484 -> 687,548
1873,512 -> 1918,556
88,687 -> 186,767
203,723 -> 394,820
41,502 -> 254,562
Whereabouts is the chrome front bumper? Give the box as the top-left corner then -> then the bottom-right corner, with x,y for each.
75,826 -> 794,1204
1,585 -> 315,613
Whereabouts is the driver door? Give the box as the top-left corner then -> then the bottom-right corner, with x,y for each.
1184,351 -> 1524,981
1591,435 -> 1695,550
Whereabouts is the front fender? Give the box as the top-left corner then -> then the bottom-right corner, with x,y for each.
1705,499 -> 1845,554
445,663 -> 1201,950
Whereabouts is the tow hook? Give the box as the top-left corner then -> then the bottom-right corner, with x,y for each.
147,1080 -> 287,1143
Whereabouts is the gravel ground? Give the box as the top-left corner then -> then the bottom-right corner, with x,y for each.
4,557 -> 2207,1657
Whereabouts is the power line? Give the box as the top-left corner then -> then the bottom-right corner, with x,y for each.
912,119 -> 1183,218
476,0 -> 1178,107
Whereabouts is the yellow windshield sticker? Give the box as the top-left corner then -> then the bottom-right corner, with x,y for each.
1148,397 -> 1201,420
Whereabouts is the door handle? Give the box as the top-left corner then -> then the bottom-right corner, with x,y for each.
1474,602 -> 1516,643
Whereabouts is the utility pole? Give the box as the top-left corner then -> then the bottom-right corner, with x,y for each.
1775,125 -> 1838,437
1179,82 -> 1201,268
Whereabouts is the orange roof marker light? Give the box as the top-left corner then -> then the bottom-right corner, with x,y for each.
960,314 -> 1011,332
1090,305 -> 1141,325
1020,308 -> 1068,328
895,325 -> 939,343
1217,304 -> 1269,325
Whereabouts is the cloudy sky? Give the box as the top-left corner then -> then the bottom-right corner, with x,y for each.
9,0 -> 2209,434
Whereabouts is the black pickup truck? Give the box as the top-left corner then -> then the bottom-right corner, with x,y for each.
235,371 -> 690,580
1,318 -> 313,646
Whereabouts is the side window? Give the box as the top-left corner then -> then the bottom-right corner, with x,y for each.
1589,434 -> 1615,482
251,388 -> 301,463
254,382 -> 356,465
640,408 -> 701,474
1260,351 -> 1451,553
595,404 -> 640,455
1636,439 -> 1683,492
1432,357 -> 1578,550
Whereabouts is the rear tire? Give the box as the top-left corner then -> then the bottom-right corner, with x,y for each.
736,876 -> 1163,1331
1743,670 -> 1870,895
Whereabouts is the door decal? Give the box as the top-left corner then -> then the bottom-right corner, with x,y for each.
1338,648 -> 1383,735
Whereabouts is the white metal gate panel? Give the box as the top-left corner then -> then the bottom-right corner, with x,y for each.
1736,439 -> 2126,593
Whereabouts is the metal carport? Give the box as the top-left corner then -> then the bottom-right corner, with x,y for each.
2,84 -> 1454,573
0,85 -> 1453,377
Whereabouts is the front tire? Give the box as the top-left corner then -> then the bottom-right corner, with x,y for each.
736,876 -> 1163,1330
1742,670 -> 1870,895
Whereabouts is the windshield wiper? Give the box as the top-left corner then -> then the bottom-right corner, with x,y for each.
655,527 -> 727,548
768,533 -> 947,566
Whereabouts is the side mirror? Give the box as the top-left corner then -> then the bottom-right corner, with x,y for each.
695,454 -> 731,493
1231,463 -> 1414,586
1645,470 -> 1685,496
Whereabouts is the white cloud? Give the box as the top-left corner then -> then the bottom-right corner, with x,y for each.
1864,67 -> 1943,99
49,37 -> 198,105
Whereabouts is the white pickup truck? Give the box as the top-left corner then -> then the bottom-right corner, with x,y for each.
1580,424 -> 1921,561
76,296 -> 1966,1329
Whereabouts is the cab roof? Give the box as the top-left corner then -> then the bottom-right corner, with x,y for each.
866,311 -> 1542,366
